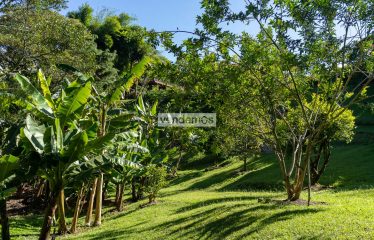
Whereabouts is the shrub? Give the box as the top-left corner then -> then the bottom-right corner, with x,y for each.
144,165 -> 167,203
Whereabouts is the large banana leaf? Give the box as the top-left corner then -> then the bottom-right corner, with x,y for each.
23,115 -> 46,154
109,56 -> 152,105
62,130 -> 88,164
108,113 -> 136,131
14,74 -> 54,118
0,154 -> 19,183
43,126 -> 57,155
84,132 -> 116,155
55,118 -> 63,151
57,81 -> 92,127
37,69 -> 54,110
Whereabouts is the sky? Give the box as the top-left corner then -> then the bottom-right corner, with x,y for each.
62,1 -> 257,59
63,1 -> 203,33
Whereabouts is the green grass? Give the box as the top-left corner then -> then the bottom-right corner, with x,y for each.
5,143 -> 374,239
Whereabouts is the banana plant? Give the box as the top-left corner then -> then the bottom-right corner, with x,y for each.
64,158 -> 100,234
0,154 -> 19,240
14,71 -> 114,239
105,131 -> 148,211
136,96 -> 169,166
83,56 -> 152,226
130,96 -> 171,201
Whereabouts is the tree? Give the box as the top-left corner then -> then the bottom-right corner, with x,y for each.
218,95 -> 262,172
0,5 -> 97,81
67,4 -> 154,75
0,0 -> 67,11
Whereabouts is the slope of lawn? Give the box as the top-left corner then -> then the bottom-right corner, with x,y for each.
6,140 -> 374,240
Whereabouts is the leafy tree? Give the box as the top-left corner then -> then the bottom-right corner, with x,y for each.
0,5 -> 97,81
0,0 -> 67,11
67,4 -> 154,75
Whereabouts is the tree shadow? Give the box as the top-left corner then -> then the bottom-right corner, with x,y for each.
9,214 -> 43,238
185,167 -> 238,190
79,196 -> 323,240
181,154 -> 283,192
168,171 -> 204,186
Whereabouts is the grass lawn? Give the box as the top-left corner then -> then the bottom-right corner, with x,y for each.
5,143 -> 374,240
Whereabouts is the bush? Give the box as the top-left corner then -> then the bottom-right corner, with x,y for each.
144,165 -> 167,203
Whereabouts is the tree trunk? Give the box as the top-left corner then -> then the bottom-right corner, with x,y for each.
289,144 -> 313,201
116,183 -> 125,212
115,184 -> 120,205
85,178 -> 97,227
45,181 -> 50,203
0,199 -> 10,240
131,178 -> 137,202
70,184 -> 85,234
39,189 -> 59,240
94,173 -> 103,226
36,180 -> 46,199
137,177 -> 145,200
16,183 -> 25,198
172,151 -> 183,177
57,189 -> 67,235
102,180 -> 108,203
311,141 -> 331,185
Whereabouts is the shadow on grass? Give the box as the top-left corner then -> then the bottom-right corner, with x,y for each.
185,167 -> 237,190
181,154 -> 284,192
9,214 -> 43,238
168,171 -> 204,186
81,196 -> 323,240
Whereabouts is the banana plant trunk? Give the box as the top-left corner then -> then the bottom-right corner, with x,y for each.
93,105 -> 106,226
85,178 -> 97,226
0,199 -> 10,240
39,188 -> 59,240
70,184 -> 85,233
131,178 -> 137,202
116,182 -> 125,212
115,184 -> 120,205
94,173 -> 103,226
57,189 -> 67,235
36,180 -> 46,199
